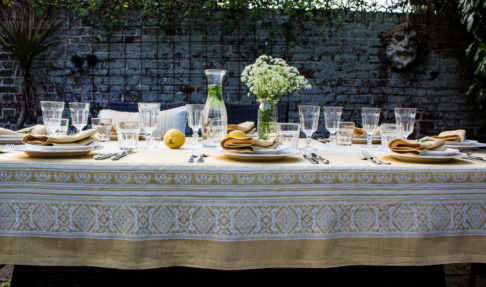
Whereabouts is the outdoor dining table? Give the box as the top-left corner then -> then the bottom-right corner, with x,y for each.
0,139 -> 485,270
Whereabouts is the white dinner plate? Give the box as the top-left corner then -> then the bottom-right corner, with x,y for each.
0,135 -> 25,144
445,140 -> 486,150
15,143 -> 103,158
218,146 -> 298,161
352,136 -> 381,144
385,151 -> 467,163
24,143 -> 100,151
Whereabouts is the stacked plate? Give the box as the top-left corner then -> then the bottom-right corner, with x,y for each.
0,134 -> 25,145
385,148 -> 467,163
352,136 -> 381,144
445,139 -> 486,151
219,145 -> 298,161
15,143 -> 103,158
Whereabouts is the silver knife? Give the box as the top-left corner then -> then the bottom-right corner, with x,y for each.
111,151 -> 129,160
310,153 -> 330,164
361,150 -> 380,165
372,156 -> 391,165
303,154 -> 319,164
94,152 -> 119,160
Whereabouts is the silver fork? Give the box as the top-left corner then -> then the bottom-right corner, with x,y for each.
361,150 -> 381,165
362,150 -> 391,165
0,144 -> 14,153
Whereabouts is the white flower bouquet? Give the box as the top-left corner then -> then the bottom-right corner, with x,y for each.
241,55 -> 311,102
241,55 -> 311,139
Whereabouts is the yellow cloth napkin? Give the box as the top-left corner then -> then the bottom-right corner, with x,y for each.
432,129 -> 466,143
353,127 -> 380,138
221,133 -> 278,154
388,137 -> 445,156
23,129 -> 97,146
0,125 -> 46,136
227,121 -> 255,133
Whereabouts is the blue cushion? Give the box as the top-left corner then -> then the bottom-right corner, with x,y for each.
226,102 -> 289,124
109,102 -> 186,112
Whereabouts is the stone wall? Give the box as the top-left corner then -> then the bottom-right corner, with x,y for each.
0,10 -> 480,138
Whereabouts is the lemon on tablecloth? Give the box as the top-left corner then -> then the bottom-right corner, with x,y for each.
226,130 -> 247,138
164,129 -> 185,149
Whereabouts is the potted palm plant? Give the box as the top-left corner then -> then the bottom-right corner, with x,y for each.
0,1 -> 63,129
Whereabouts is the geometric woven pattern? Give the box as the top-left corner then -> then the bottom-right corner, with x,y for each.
1,197 -> 485,240
0,168 -> 485,186
1,154 -> 486,268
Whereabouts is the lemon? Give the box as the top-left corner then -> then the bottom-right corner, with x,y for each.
164,129 -> 185,149
226,130 -> 247,138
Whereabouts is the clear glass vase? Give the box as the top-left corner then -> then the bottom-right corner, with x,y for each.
202,69 -> 227,147
257,99 -> 278,140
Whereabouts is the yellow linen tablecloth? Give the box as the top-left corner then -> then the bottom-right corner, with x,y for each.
0,140 -> 485,269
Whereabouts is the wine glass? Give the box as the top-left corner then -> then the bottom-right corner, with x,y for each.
323,106 -> 343,145
395,108 -> 417,139
299,105 -> 320,151
41,101 -> 64,136
361,107 -> 381,148
69,102 -> 90,133
138,102 -> 160,149
186,104 -> 204,145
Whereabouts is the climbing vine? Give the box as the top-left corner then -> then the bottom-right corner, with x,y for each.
458,0 -> 486,109
1,0 -> 457,35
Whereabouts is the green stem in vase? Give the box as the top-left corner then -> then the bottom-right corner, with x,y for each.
208,84 -> 223,108
258,102 -> 277,140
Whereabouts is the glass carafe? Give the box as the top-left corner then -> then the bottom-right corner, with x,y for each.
202,69 -> 227,147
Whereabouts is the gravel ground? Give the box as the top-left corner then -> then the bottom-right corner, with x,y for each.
1,264 -> 486,286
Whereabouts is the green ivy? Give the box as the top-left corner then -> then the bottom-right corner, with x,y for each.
458,0 -> 486,109
1,0 -> 453,36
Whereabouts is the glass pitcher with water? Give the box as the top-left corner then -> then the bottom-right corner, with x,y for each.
202,69 -> 227,147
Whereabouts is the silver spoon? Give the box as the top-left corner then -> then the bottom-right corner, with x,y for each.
197,154 -> 204,163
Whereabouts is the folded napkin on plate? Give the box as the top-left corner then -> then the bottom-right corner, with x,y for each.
23,129 -> 97,146
227,121 -> 256,134
0,125 -> 47,136
221,133 -> 278,153
388,137 -> 445,156
432,129 -> 466,143
353,127 -> 380,138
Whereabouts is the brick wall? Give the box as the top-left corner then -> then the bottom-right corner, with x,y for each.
0,10 -> 481,138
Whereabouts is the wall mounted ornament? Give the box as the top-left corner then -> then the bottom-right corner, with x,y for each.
380,22 -> 421,70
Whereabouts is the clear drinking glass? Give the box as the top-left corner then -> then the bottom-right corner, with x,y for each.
395,108 -> 417,139
116,121 -> 140,152
54,118 -> 69,136
323,106 -> 343,145
40,101 -> 65,136
92,118 -> 112,142
186,104 -> 204,146
336,121 -> 355,146
277,123 -> 300,150
138,102 -> 160,148
299,105 -> 320,151
69,102 -> 90,133
361,107 -> 381,148
380,123 -> 401,151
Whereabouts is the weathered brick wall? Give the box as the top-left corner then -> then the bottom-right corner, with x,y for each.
0,10 -> 481,138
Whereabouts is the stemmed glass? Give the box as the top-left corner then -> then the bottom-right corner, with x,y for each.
323,106 -> 343,145
186,104 -> 204,151
69,102 -> 90,133
138,102 -> 160,149
395,108 -> 417,139
299,105 -> 320,151
361,107 -> 381,148
41,101 -> 65,136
